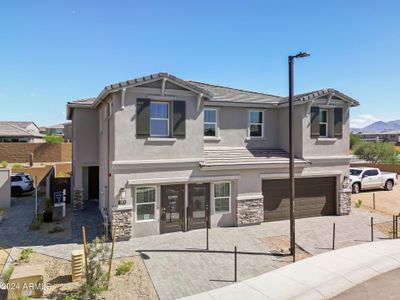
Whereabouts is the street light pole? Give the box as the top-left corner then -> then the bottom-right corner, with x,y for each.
288,52 -> 310,262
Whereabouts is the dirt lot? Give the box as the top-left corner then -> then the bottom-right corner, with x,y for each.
351,184 -> 400,215
4,249 -> 158,300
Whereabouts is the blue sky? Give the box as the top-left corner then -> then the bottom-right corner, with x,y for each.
1,0 -> 399,127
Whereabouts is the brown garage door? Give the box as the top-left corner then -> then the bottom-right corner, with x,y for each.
263,177 -> 336,222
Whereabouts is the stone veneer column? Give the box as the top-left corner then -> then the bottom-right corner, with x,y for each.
236,194 -> 264,226
338,188 -> 352,215
111,206 -> 133,241
73,188 -> 84,211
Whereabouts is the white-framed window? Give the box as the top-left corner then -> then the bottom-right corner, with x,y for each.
107,101 -> 113,118
150,102 -> 169,137
319,109 -> 328,137
204,109 -> 218,137
213,181 -> 231,213
249,111 -> 263,137
135,186 -> 156,222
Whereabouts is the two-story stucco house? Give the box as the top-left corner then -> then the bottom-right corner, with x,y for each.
67,72 -> 359,240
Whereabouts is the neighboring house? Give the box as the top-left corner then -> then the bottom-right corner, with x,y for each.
358,131 -> 400,144
0,121 -> 44,143
40,122 -> 72,142
67,72 -> 359,240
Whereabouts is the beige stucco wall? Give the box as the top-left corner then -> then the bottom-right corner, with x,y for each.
0,169 -> 11,209
72,108 -> 99,190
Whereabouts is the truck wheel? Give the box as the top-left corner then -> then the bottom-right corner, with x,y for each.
352,183 -> 360,194
385,180 -> 394,191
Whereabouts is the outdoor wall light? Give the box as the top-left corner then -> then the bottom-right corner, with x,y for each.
119,188 -> 126,200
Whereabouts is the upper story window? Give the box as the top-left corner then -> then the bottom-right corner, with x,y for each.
204,109 -> 217,136
150,102 -> 169,137
249,111 -> 263,137
319,109 -> 328,137
311,106 -> 343,139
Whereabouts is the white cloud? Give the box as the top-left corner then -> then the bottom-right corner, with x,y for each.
30,92 -> 37,97
351,114 -> 381,128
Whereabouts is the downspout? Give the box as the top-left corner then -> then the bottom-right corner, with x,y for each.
107,103 -> 110,236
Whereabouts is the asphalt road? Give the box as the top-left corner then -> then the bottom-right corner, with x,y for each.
333,268 -> 400,299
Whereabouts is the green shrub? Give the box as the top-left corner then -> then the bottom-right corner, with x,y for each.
44,135 -> 63,144
20,248 -> 33,262
355,199 -> 363,208
18,296 -> 33,300
1,265 -> 14,283
116,260 -> 134,276
13,163 -> 22,168
354,141 -> 398,163
29,214 -> 43,230
44,197 -> 53,213
1,160 -> 8,168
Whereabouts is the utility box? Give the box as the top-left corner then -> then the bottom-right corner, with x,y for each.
7,264 -> 45,299
71,249 -> 84,282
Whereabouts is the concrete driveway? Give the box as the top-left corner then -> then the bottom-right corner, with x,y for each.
351,184 -> 400,215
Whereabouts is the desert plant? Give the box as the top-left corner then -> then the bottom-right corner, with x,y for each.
20,248 -> 33,262
354,141 -> 398,164
1,265 -> 14,283
43,197 -> 53,213
44,134 -> 63,144
29,214 -> 43,230
355,199 -> 363,208
350,133 -> 361,150
1,160 -> 8,168
18,296 -> 33,300
13,162 -> 22,168
65,237 -> 111,299
116,260 -> 134,276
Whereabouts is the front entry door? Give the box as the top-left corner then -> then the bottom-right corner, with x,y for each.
161,185 -> 185,234
188,183 -> 210,231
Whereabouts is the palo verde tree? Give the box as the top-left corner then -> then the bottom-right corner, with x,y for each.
354,141 -> 399,164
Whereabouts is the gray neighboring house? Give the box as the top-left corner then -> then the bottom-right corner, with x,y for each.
67,72 -> 359,240
40,122 -> 72,142
358,131 -> 400,144
0,121 -> 44,143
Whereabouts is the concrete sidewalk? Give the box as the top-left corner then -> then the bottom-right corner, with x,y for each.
179,240 -> 400,300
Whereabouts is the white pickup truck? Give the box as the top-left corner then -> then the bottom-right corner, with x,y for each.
349,167 -> 398,194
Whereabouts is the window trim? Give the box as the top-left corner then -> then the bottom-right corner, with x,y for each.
204,108 -> 218,137
135,186 -> 157,223
150,101 -> 170,137
319,109 -> 328,137
213,181 -> 231,214
248,110 -> 264,138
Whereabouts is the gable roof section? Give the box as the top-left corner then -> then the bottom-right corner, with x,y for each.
67,73 -> 360,119
290,88 -> 359,107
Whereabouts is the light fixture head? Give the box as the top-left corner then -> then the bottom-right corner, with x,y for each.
295,52 -> 310,58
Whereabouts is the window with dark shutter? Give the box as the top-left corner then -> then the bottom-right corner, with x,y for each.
334,107 -> 343,138
136,98 -> 150,137
173,101 -> 186,138
310,106 -> 320,138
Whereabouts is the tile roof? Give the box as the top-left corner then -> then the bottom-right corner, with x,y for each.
0,121 -> 35,129
201,147 -> 308,168
0,122 -> 44,137
189,81 -> 283,104
67,73 -> 359,109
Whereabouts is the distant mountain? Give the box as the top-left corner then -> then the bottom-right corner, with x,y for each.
351,120 -> 400,133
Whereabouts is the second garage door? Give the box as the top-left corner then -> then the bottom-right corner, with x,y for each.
262,177 -> 336,222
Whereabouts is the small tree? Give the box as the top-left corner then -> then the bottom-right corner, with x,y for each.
350,133 -> 361,150
354,141 -> 398,163
44,135 -> 63,144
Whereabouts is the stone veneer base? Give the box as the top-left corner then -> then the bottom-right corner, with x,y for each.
236,197 -> 264,226
338,188 -> 352,215
111,206 -> 133,240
